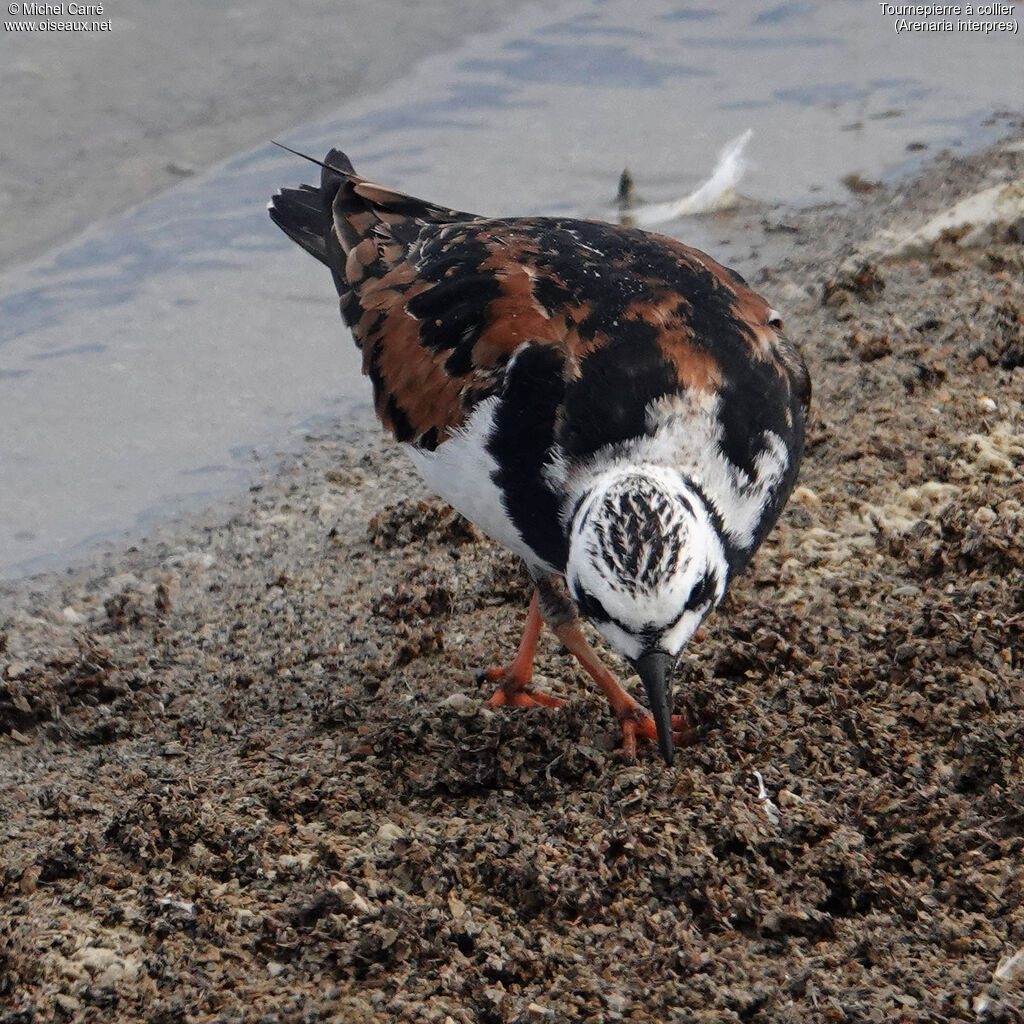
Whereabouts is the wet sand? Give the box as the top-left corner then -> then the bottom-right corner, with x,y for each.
2,130 -> 1023,1021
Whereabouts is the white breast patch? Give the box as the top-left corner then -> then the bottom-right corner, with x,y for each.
404,395 -> 541,567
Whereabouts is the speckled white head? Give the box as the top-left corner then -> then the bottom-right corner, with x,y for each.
565,466 -> 728,664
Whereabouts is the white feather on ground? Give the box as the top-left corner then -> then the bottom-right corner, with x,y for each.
630,129 -> 753,227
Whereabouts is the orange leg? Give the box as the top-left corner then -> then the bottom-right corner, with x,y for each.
552,619 -> 694,760
482,592 -> 565,709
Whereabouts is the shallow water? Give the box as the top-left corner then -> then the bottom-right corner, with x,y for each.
1,0 -> 1020,578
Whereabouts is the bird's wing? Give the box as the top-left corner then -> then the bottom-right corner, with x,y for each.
273,151 -> 808,455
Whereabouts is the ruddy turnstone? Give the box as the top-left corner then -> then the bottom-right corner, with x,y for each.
269,147 -> 810,764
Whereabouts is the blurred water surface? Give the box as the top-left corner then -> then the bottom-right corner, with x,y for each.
1,0 -> 1020,577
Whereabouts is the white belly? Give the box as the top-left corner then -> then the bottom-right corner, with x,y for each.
404,396 -> 541,566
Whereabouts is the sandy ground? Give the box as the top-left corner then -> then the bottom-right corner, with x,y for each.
0,0 -> 526,272
2,132 -> 1024,1022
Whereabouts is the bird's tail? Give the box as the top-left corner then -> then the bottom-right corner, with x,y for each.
267,145 -> 355,268
270,144 -> 481,268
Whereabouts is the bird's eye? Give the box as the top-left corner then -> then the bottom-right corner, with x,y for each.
575,589 -> 611,623
683,573 -> 717,613
767,308 -> 784,330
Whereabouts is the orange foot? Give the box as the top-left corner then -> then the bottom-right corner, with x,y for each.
552,617 -> 696,762
480,592 -> 565,711
485,674 -> 565,710
617,703 -> 697,762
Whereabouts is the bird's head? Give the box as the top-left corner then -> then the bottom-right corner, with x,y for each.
565,467 -> 728,763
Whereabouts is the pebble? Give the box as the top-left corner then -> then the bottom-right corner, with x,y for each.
440,692 -> 477,716
791,485 -> 822,507
53,994 -> 82,1014
165,550 -> 216,570
104,572 -> 142,594
72,946 -> 142,984
331,880 -> 374,916
277,852 -> 316,873
73,946 -> 121,972
376,821 -> 404,843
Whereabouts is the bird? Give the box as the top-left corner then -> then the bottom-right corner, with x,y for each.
268,145 -> 810,764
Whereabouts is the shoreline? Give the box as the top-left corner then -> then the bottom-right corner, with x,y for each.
2,132 -> 1023,1021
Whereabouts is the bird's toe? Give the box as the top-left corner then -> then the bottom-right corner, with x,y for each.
480,666 -> 565,710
